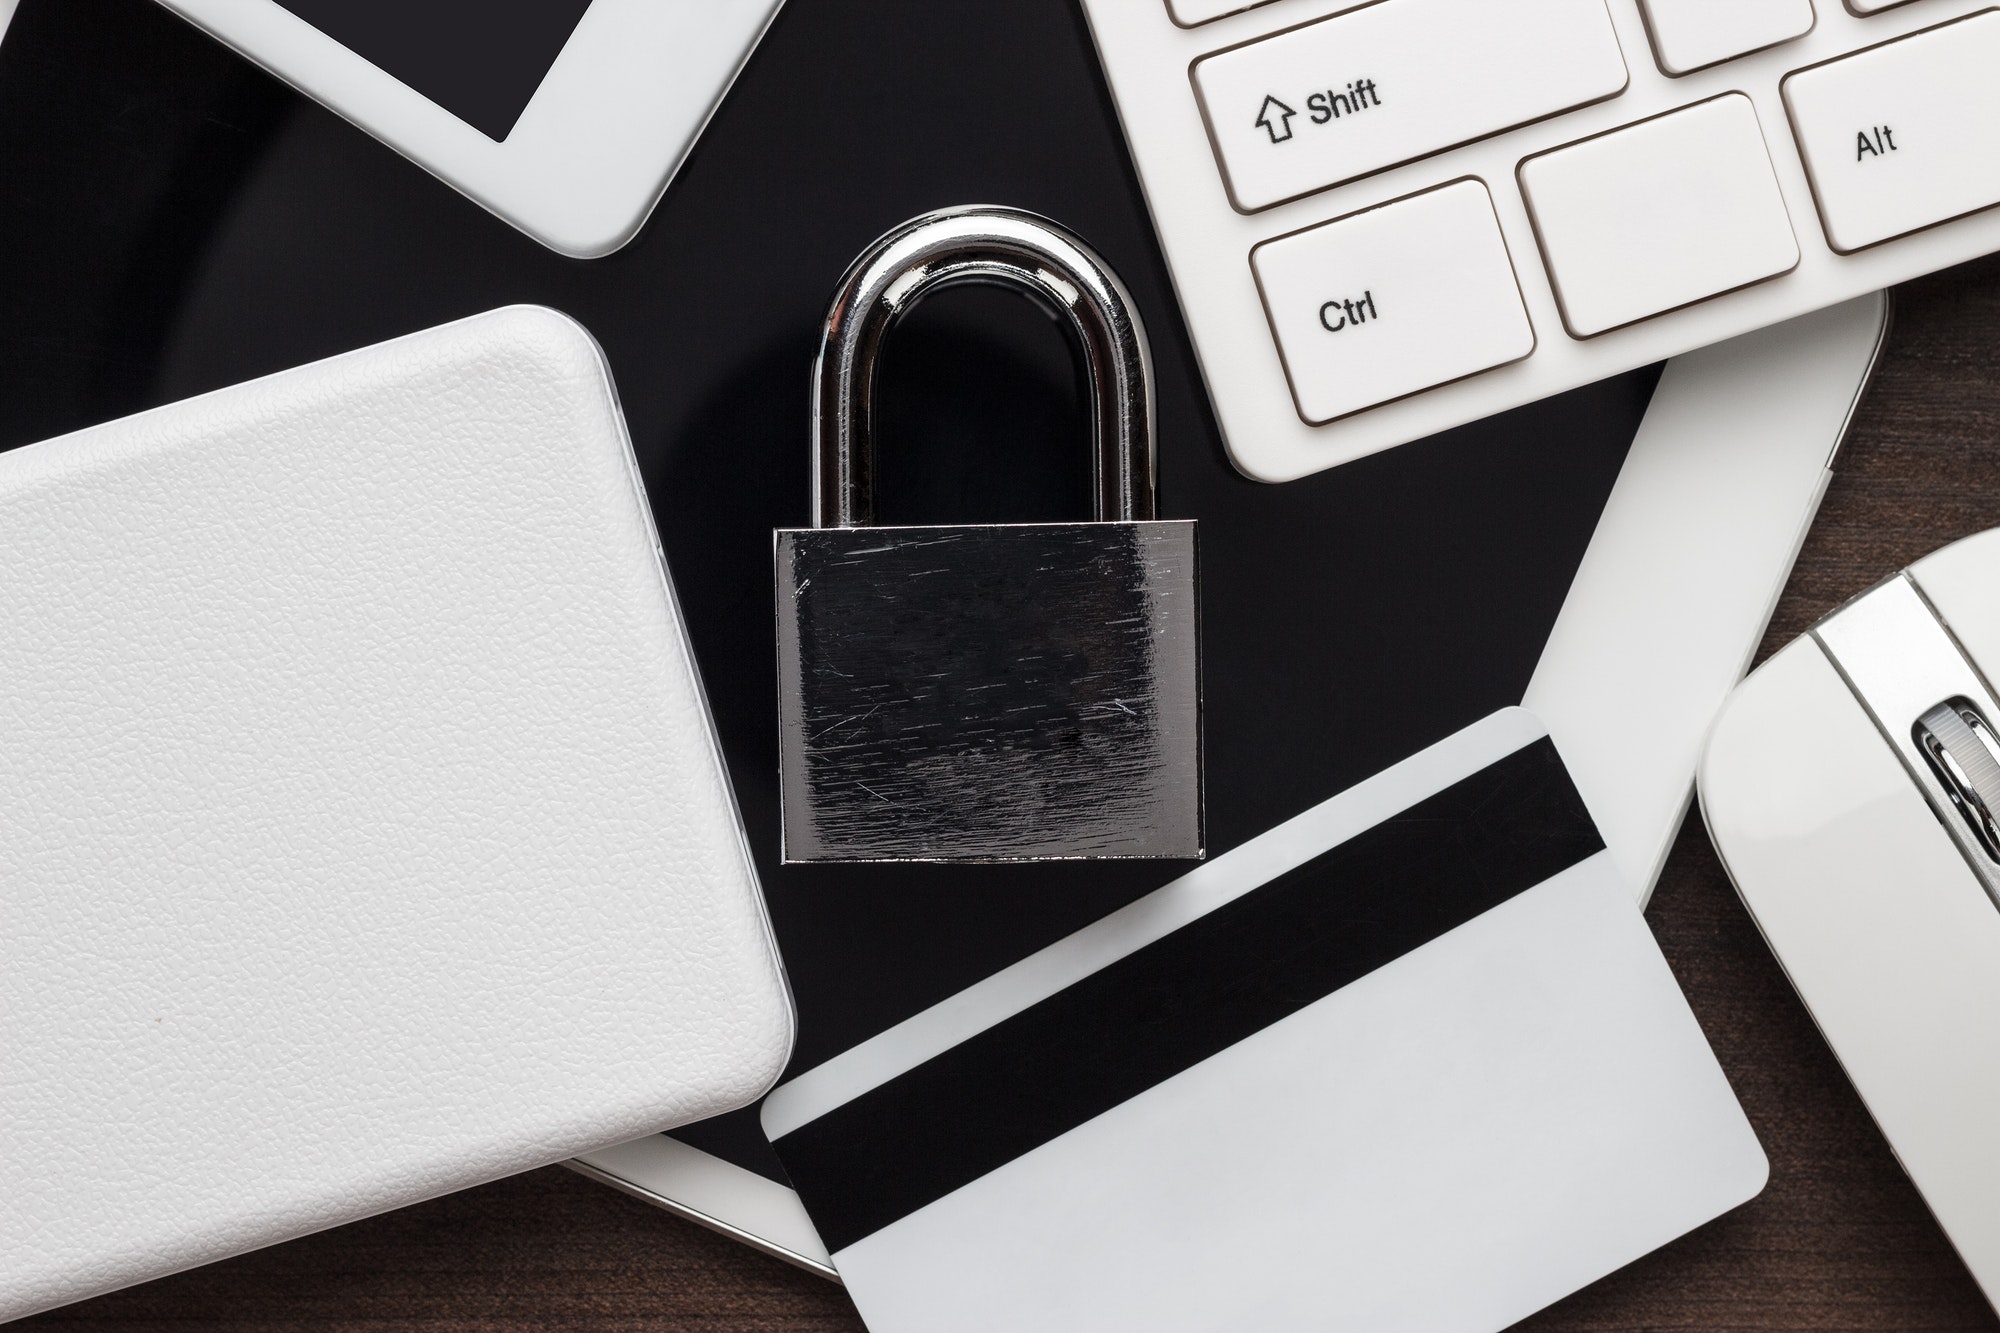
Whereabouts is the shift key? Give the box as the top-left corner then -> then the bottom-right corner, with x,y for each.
1193,0 -> 1628,213
1251,181 -> 1535,425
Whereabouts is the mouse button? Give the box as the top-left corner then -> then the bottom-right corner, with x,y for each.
1700,637 -> 1909,873
1701,634 -> 1986,988
1811,574 -> 1977,725
1908,527 -> 2000,687
1815,575 -> 2000,906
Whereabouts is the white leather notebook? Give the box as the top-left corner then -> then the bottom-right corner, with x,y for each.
0,307 -> 793,1322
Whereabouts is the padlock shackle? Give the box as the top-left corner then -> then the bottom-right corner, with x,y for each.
812,207 -> 1156,529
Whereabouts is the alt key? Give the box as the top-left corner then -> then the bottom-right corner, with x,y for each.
1250,179 -> 1536,425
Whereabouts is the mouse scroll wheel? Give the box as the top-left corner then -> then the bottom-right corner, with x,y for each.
1916,700 -> 2000,863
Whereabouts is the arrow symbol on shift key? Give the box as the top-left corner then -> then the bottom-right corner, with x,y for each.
1255,94 -> 1296,144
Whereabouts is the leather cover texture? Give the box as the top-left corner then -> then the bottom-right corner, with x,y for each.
0,306 -> 793,1321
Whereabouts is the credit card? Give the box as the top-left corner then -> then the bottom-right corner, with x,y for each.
765,708 -> 1765,1332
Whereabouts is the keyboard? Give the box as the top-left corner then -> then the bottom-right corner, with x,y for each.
1080,0 -> 2000,481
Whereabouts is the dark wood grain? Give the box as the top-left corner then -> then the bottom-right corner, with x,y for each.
28,254 -> 2000,1331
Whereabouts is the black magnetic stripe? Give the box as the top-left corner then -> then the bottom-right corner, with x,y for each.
770,736 -> 1602,1252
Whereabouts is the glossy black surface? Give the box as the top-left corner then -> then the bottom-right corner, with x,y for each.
0,0 -> 1655,1183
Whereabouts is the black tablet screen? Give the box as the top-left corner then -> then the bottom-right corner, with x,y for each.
271,0 -> 593,141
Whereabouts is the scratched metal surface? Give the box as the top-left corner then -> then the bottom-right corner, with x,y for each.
775,520 -> 1202,863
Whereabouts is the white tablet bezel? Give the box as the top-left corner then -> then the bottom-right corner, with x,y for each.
569,1136 -> 837,1277
1524,291 -> 1889,905
572,292 -> 1890,1279
151,0 -> 785,259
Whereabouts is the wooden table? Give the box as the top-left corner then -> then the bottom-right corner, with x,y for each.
27,253 -> 2000,1331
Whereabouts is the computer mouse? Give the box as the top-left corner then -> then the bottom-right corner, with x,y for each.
1700,526 -> 2000,1313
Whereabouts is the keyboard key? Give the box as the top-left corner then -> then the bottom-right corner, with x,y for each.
1192,0 -> 1628,213
1783,12 -> 2000,253
1250,180 -> 1535,423
1843,0 -> 1918,12
1638,0 -> 1815,75
1520,94 -> 1799,337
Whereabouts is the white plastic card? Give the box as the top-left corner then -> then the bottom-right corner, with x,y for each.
0,307 -> 793,1322
764,708 -> 1765,1331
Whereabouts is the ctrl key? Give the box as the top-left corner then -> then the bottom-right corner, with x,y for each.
1251,180 -> 1535,425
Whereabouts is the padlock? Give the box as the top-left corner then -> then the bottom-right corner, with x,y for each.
774,206 -> 1203,863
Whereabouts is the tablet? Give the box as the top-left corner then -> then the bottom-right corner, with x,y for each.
151,0 -> 783,257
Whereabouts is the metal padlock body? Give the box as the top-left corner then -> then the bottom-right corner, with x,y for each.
777,519 -> 1200,861
776,208 -> 1203,863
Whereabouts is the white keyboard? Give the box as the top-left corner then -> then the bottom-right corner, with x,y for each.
1080,0 -> 2000,481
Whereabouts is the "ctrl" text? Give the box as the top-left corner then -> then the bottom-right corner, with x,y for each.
1319,290 -> 1380,332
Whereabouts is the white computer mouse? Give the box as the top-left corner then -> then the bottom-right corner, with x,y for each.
1700,526 -> 2000,1313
